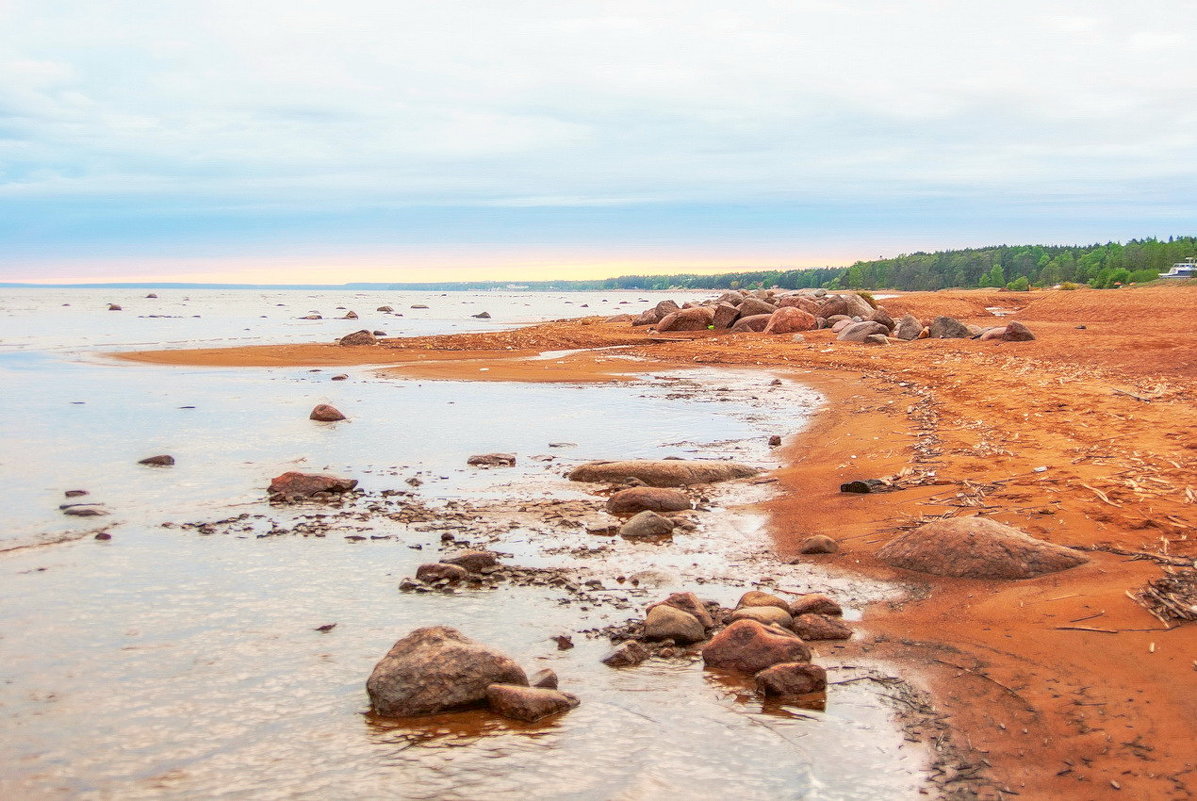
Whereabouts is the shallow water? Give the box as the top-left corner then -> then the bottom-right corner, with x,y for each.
0,289 -> 927,801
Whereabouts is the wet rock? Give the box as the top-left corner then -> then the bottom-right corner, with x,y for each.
619,510 -> 675,539
602,640 -> 649,667
768,435 -> 782,447
441,550 -> 499,573
605,487 -> 692,516
64,489 -> 89,498
338,329 -> 378,346
892,314 -> 923,340
928,316 -> 970,338
569,459 -> 761,487
410,304 -> 429,309
146,293 -> 158,299
736,590 -> 791,612
300,314 -> 322,320
366,626 -> 528,717
711,303 -> 740,329
877,517 -> 1088,579
529,668 -> 559,690
64,505 -> 106,517
791,613 -> 852,640
467,453 -> 516,467
584,517 -> 621,536
763,306 -> 818,334
730,314 -> 772,333
701,619 -> 812,674
657,306 -> 715,332
268,471 -> 358,501
486,684 -> 579,722
1002,321 -> 1036,341
314,623 -> 337,633
138,454 -> 175,466
310,404 -> 346,422
94,532 -> 113,540
647,591 -> 715,629
552,635 -> 574,650
788,594 -> 843,617
372,330 -> 386,337
730,606 -> 794,628
471,311 -> 492,319
107,304 -> 122,311
416,563 -> 469,583
798,535 -> 839,554
756,662 -> 826,697
331,374 -> 349,381
836,321 -> 890,343
643,604 -> 706,644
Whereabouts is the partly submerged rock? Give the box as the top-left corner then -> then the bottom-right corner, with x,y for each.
736,590 -> 791,612
268,471 -> 358,501
756,662 -> 827,697
701,619 -> 811,674
569,459 -> 760,487
441,550 -> 500,573
486,684 -> 578,722
367,626 -> 528,717
619,510 -> 675,539
605,487 -> 692,516
338,329 -> 377,346
415,563 -> 469,583
601,640 -> 650,667
877,517 -> 1088,579
467,453 -> 516,467
529,668 -> 559,690
647,591 -> 715,629
309,404 -> 346,422
643,604 -> 706,644
138,454 -> 175,466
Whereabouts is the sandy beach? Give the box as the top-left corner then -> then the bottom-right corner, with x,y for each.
120,284 -> 1197,800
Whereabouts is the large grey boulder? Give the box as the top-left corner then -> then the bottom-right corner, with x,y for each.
836,321 -> 890,343
892,314 -> 923,340
928,316 -> 970,338
877,517 -> 1088,579
366,626 -> 528,717
569,459 -> 761,487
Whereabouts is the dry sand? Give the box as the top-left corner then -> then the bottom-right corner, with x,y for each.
118,284 -> 1197,800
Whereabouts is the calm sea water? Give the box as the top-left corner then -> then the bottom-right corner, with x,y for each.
0,289 -> 926,801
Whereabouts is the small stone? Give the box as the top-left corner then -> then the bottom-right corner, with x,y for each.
791,613 -> 853,640
619,510 -> 675,539
768,435 -> 782,446
441,550 -> 499,573
643,605 -> 706,644
64,490 -> 89,498
138,454 -> 175,466
94,532 -> 112,540
552,635 -> 574,650
529,668 -> 559,689
486,683 -> 578,722
331,374 -> 349,381
310,404 -> 346,422
601,641 -> 649,667
64,506 -> 106,517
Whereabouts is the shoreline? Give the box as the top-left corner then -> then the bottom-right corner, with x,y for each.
113,285 -> 1197,801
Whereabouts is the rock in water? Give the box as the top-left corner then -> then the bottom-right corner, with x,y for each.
619,510 -> 675,539
338,330 -> 377,346
790,614 -> 852,640
643,605 -> 706,644
268,471 -> 358,501
647,591 -> 715,629
366,626 -> 528,717
756,663 -> 827,697
310,404 -> 346,421
415,563 -> 469,583
138,454 -> 175,466
601,641 -> 649,667
730,606 -> 794,628
529,668 -> 559,689
467,453 -> 516,467
788,594 -> 843,617
701,619 -> 811,674
486,684 -> 579,722
568,459 -> 760,487
441,550 -> 500,573
876,517 -> 1088,579
605,487 -> 692,516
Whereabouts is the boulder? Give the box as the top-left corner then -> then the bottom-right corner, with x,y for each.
63,505 -> 106,517
830,318 -> 854,334
715,290 -> 746,305
366,626 -> 528,717
107,304 -> 122,311
756,662 -> 827,697
711,303 -> 740,329
472,311 -> 491,319
736,590 -> 791,612
605,487 -> 692,516
339,330 -> 378,346
1002,321 -> 1036,341
602,640 -> 650,667
268,471 -> 358,500
529,668 -> 559,689
730,314 -> 772,333
979,327 -> 1007,341
331,374 -> 349,381
486,684 -> 578,722
776,295 -> 822,315
647,591 -> 715,629
654,299 -> 680,318
416,563 -> 469,583
701,619 -> 812,674
344,311 -> 359,319
632,309 -> 660,326
441,550 -> 500,573
818,293 -> 873,319
468,453 -> 516,467
928,316 -> 970,339
877,517 -> 1088,579
789,594 -> 843,617
892,314 -> 923,340
869,307 -> 895,330
643,605 -> 706,644
797,535 -> 839,554
657,306 -> 715,332
836,321 -> 889,343
738,297 -> 777,318
377,306 -> 394,312
763,307 -> 818,334
791,613 -> 852,640
138,454 -> 175,466
730,606 -> 794,628
863,334 -> 889,346
569,459 -> 761,487
825,314 -> 852,326
310,404 -> 346,422
619,510 -> 675,539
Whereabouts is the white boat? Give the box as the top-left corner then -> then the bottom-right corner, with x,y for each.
1159,258 -> 1196,278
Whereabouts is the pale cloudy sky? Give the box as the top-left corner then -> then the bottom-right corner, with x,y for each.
1,1 -> 1194,282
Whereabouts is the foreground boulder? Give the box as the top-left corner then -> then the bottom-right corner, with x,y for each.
268,471 -> 358,500
1002,321 -> 1036,341
657,306 -> 715,332
763,307 -> 817,334
310,404 -> 346,422
877,517 -> 1088,579
643,604 -> 706,644
701,619 -> 811,674
569,459 -> 761,487
756,662 -> 827,697
366,626 -> 528,717
730,606 -> 793,628
486,684 -> 579,722
606,487 -> 692,516
338,329 -> 378,346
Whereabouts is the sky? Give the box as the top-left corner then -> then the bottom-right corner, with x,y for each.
1,0 -> 1194,284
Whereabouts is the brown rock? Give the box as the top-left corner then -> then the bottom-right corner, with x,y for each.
643,605 -> 706,643
647,591 -> 715,629
776,295 -> 822,315
441,550 -> 499,573
339,329 -> 377,346
730,606 -> 794,628
619,510 -> 675,539
738,297 -> 777,317
928,316 -> 970,338
863,334 -> 889,345
657,306 -> 715,332
798,535 -> 838,554
602,640 -> 650,667
763,307 -> 818,334
268,471 -> 358,500
736,590 -> 791,612
756,662 -> 827,697
467,453 -> 516,467
605,487 -> 692,516
486,684 -> 579,722
869,306 -> 895,330
63,505 -> 106,517
817,293 -> 873,319
877,517 -> 1088,579
416,563 -> 469,583
569,459 -> 761,487
788,593 -> 843,617
836,321 -> 890,343
701,619 -> 812,674
730,314 -> 772,333
892,314 -> 923,340
377,306 -> 394,312
791,613 -> 852,640
712,303 -> 740,329
344,311 -> 359,319
979,326 -> 1007,341
138,454 -> 175,466
310,404 -> 346,422
366,626 -> 528,717
1002,321 -> 1036,341
529,668 -> 559,689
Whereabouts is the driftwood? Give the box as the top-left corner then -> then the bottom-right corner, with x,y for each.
1130,569 -> 1197,626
